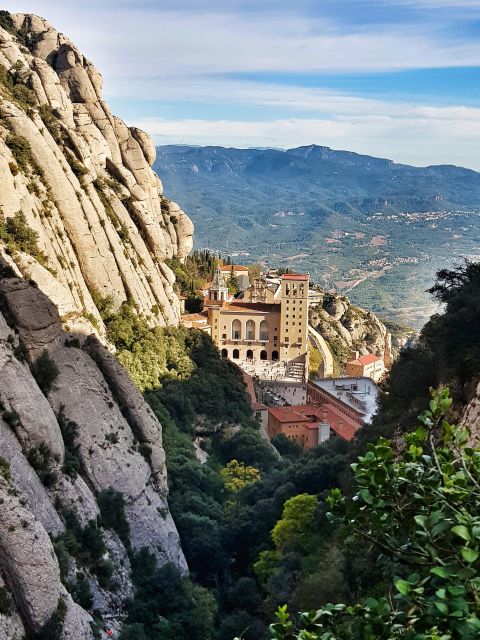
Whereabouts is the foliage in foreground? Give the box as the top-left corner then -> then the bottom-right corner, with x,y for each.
261,389 -> 480,639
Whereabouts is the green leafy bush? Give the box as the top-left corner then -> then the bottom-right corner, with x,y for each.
98,488 -> 130,548
33,349 -> 59,395
0,211 -> 49,266
265,389 -> 480,639
0,586 -> 12,615
27,443 -> 57,487
5,133 -> 31,171
53,508 -> 113,589
57,408 -> 82,479
124,550 -> 217,640
0,10 -> 15,34
29,596 -> 66,640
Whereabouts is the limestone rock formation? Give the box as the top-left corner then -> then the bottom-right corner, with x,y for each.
463,382 -> 480,446
0,12 -> 193,334
309,290 -> 399,373
0,273 -> 186,637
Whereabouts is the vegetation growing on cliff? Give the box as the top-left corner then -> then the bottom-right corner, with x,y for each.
0,211 -> 49,266
85,260 -> 478,639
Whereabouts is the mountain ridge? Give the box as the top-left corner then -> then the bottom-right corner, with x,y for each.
154,144 -> 480,327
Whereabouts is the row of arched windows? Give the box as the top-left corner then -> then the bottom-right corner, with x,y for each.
221,349 -> 279,361
231,319 -> 269,341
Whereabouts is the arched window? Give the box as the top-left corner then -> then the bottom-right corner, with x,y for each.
232,319 -> 241,340
246,349 -> 253,360
221,348 -> 228,358
272,350 -> 279,361
246,319 -> 255,341
232,349 -> 240,359
260,320 -> 269,341
260,350 -> 268,361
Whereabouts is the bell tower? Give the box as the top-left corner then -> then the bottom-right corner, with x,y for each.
279,274 -> 310,375
209,266 -> 229,305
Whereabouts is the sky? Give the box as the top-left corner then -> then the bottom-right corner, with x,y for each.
4,0 -> 480,169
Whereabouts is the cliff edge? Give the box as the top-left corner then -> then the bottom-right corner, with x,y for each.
0,11 -> 193,335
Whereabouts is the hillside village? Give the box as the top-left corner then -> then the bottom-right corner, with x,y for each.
179,258 -> 391,450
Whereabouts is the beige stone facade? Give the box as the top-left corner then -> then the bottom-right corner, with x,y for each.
206,270 -> 310,381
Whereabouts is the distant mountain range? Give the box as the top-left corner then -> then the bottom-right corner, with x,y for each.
154,144 -> 480,327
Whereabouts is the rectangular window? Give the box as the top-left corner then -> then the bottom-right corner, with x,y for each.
234,331 -> 240,339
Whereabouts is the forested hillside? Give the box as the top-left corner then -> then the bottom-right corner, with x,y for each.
111,262 -> 480,640
155,145 -> 480,327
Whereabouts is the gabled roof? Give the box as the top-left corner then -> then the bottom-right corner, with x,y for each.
348,354 -> 382,366
268,403 -> 360,441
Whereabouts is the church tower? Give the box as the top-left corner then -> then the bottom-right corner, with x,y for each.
209,266 -> 229,304
279,274 -> 310,376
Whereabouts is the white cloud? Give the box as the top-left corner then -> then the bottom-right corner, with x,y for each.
5,0 -> 480,81
134,100 -> 480,170
4,1 -> 480,170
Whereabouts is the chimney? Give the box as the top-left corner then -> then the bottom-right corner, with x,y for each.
318,421 -> 331,444
351,350 -> 360,361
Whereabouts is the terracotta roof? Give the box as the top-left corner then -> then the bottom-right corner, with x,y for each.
281,273 -> 309,281
347,354 -> 382,366
221,265 -> 249,272
268,405 -> 321,423
268,403 -> 360,441
222,302 -> 281,313
181,312 -> 208,321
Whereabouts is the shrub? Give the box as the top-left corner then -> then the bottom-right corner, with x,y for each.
27,443 -> 57,487
30,596 -> 66,640
33,350 -> 59,395
0,211 -> 49,266
98,488 -> 130,548
119,624 -> 148,640
66,155 -> 88,181
12,83 -> 36,108
5,133 -> 31,171
69,573 -> 93,610
54,509 -> 114,590
38,104 -> 63,143
0,456 -> 11,481
0,586 -> 12,615
57,409 -> 82,480
0,10 -> 15,35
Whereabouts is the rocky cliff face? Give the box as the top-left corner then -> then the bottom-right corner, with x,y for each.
0,273 -> 187,639
463,381 -> 480,446
309,291 -> 408,373
0,11 -> 190,639
0,12 -> 193,335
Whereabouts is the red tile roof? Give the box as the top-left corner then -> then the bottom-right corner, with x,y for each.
281,274 -> 309,281
348,354 -> 382,366
268,403 -> 360,441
